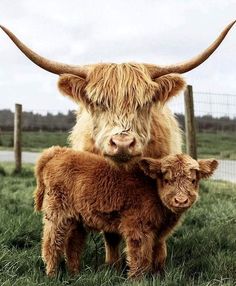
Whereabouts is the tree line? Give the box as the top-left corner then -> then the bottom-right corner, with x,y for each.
0,109 -> 235,132
176,114 -> 236,133
0,109 -> 76,132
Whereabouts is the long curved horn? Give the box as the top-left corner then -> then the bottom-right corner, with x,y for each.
0,25 -> 87,77
147,20 -> 236,78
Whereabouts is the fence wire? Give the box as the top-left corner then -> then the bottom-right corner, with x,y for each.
169,91 -> 236,184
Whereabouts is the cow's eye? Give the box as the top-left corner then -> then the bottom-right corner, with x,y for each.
164,179 -> 169,185
93,102 -> 106,111
192,179 -> 196,184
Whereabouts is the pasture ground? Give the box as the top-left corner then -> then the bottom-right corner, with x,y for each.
0,131 -> 236,159
0,163 -> 235,286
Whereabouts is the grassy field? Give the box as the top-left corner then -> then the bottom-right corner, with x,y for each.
0,131 -> 69,152
0,163 -> 235,286
196,132 -> 236,160
0,131 -> 236,159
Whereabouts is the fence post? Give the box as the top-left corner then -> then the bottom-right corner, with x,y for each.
14,103 -> 22,173
184,85 -> 197,159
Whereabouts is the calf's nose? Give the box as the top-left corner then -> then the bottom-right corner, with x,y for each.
173,196 -> 189,207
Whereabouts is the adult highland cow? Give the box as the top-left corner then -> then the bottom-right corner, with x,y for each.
1,21 -> 235,269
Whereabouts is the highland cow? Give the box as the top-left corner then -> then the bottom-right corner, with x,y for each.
34,146 -> 218,278
1,21 -> 234,265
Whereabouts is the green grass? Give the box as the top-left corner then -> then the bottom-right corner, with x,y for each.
0,131 -> 69,152
196,132 -> 236,160
1,131 -> 236,160
0,163 -> 235,285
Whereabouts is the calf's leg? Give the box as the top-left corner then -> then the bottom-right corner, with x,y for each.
42,217 -> 71,276
103,232 -> 122,268
123,230 -> 154,278
65,220 -> 87,274
152,239 -> 167,274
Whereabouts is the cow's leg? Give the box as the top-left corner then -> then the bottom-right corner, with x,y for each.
64,221 -> 87,275
124,230 -> 154,278
103,232 -> 122,268
42,217 -> 70,277
152,239 -> 167,274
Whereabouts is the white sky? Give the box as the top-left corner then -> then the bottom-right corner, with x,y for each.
0,0 -> 235,117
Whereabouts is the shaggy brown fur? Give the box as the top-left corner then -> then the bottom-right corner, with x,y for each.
34,146 -> 218,278
59,63 -> 185,161
59,63 -> 185,264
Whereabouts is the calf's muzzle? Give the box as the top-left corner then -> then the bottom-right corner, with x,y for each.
171,194 -> 190,210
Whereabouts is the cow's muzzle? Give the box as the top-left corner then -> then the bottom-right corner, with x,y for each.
105,134 -> 141,163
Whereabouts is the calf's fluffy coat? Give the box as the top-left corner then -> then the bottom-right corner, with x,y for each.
34,146 -> 218,278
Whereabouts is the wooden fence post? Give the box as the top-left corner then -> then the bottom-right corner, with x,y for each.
14,103 -> 22,173
184,85 -> 197,159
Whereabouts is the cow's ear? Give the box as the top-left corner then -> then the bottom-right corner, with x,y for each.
198,159 -> 218,179
139,157 -> 162,179
58,74 -> 87,103
153,74 -> 186,103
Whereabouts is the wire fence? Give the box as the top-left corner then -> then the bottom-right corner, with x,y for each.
169,91 -> 236,184
169,91 -> 236,118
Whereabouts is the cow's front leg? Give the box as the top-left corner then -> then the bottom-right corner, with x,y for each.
103,232 -> 122,268
152,239 -> 167,274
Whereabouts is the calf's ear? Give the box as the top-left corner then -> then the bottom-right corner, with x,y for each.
153,73 -> 186,103
198,159 -> 218,179
58,74 -> 87,103
139,157 -> 162,179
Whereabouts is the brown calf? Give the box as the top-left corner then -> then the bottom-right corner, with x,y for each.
34,146 -> 218,278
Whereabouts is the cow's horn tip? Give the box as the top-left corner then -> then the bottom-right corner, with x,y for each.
229,20 -> 236,27
0,25 -> 7,31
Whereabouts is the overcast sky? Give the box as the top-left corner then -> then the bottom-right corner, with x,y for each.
0,0 -> 235,117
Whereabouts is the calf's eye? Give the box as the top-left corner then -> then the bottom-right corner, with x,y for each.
164,179 -> 169,184
192,179 -> 196,184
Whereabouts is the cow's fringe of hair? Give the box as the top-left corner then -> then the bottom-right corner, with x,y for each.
86,63 -> 157,111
